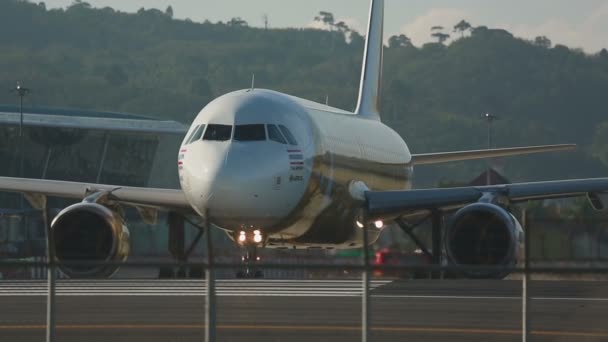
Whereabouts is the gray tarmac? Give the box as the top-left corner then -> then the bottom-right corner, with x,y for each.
1,279 -> 608,342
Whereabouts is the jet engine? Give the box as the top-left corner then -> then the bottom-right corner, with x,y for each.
445,203 -> 523,279
51,202 -> 130,278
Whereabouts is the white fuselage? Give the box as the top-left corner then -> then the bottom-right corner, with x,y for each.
179,89 -> 412,249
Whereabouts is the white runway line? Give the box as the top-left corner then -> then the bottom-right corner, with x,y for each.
0,279 -> 392,297
374,295 -> 608,301
3,280 -> 607,301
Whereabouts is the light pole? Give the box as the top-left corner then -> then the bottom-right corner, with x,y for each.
11,82 -> 31,253
482,113 -> 498,185
12,82 -> 30,185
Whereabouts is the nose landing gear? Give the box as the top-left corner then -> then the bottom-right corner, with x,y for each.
236,245 -> 263,278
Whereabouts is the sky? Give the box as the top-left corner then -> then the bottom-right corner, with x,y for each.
41,0 -> 608,52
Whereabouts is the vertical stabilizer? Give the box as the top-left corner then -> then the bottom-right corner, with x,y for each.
354,0 -> 384,120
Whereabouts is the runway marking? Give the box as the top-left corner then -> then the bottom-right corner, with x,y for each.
2,324 -> 608,338
0,279 -> 391,297
374,295 -> 608,301
2,280 -> 608,300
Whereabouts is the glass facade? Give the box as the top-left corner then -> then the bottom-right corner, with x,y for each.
0,107 -> 190,257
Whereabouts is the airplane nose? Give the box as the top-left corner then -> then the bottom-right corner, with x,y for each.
195,145 -> 229,211
196,142 -> 304,231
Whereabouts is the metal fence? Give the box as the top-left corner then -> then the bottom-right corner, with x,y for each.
2,223 -> 608,342
2,209 -> 608,341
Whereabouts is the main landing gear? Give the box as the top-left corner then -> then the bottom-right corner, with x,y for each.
395,210 -> 444,279
159,212 -> 206,279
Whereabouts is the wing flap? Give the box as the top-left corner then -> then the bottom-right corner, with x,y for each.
411,144 -> 576,166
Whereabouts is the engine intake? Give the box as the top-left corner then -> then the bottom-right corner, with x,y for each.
51,203 -> 129,278
445,203 -> 522,279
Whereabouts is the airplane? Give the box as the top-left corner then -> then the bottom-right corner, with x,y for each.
1,0 -> 607,279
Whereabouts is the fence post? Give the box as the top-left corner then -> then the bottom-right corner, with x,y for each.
362,224 -> 370,342
522,208 -> 530,342
204,211 -> 216,342
44,199 -> 56,342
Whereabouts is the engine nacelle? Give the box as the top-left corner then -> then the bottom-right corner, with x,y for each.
51,203 -> 130,278
445,203 -> 523,279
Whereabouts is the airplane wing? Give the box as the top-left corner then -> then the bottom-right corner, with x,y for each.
0,176 -> 192,212
365,178 -> 608,221
411,144 -> 576,165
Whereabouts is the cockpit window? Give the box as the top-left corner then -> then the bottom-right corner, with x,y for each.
188,124 -> 206,144
203,124 -> 232,141
279,125 -> 298,145
184,125 -> 200,144
267,125 -> 287,144
234,124 -> 266,141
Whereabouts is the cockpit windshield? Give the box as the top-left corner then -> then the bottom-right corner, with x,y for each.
203,124 -> 232,141
188,125 -> 205,143
278,125 -> 298,145
234,124 -> 266,141
267,125 -> 287,144
192,123 -> 296,144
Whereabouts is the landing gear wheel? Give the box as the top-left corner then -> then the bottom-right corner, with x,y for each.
235,270 -> 264,279
236,245 -> 262,279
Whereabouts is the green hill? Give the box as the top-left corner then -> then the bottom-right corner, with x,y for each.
1,0 -> 608,186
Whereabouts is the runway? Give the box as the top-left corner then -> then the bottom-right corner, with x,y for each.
0,279 -> 391,297
1,279 -> 607,342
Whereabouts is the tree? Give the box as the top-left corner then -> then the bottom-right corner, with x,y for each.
534,36 -> 552,49
227,17 -> 248,27
334,21 -> 350,33
388,34 -> 412,48
599,48 -> 608,59
430,26 -> 450,44
431,32 -> 450,44
165,5 -> 173,18
349,31 -> 365,47
453,20 -> 472,38
471,26 -> 488,36
104,64 -> 128,86
592,122 -> 608,167
314,11 -> 335,29
191,77 -> 213,98
69,0 -> 91,9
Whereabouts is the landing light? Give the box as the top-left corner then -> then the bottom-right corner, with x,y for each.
374,220 -> 384,229
238,231 -> 246,242
253,234 -> 263,243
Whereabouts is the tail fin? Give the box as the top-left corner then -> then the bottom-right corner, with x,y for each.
354,0 -> 384,121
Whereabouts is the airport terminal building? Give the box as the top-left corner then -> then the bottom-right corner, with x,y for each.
0,104 -> 190,258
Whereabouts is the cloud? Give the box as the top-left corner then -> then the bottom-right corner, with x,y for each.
400,8 -> 470,47
399,4 -> 608,53
505,3 -> 608,52
506,21 -> 584,49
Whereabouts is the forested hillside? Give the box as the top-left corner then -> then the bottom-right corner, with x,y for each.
1,0 -> 608,186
